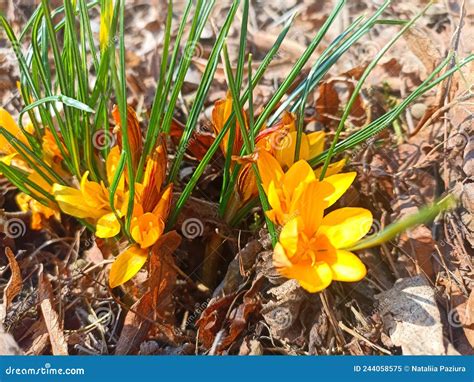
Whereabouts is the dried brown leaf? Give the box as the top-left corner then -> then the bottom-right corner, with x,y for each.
38,270 -> 68,355
455,291 -> 474,348
3,247 -> 22,311
115,292 -> 154,355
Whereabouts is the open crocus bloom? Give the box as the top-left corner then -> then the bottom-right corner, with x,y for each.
1,108 -> 62,229
52,146 -> 125,238
273,180 -> 372,292
257,150 -> 356,226
273,203 -> 372,293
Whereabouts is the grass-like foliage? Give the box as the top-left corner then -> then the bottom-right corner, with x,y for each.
1,0 -> 471,289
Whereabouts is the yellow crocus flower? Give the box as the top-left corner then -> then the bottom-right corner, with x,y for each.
274,182 -> 372,292
109,141 -> 174,288
257,150 -> 356,226
52,146 -> 125,238
256,150 -> 372,292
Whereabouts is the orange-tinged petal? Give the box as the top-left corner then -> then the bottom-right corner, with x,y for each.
211,92 -> 246,156
27,171 -> 52,195
325,249 -> 367,282
152,184 -> 173,220
307,131 -> 325,158
112,104 -> 143,171
236,163 -> 257,203
96,212 -> 121,238
319,172 -> 356,208
314,158 -> 347,179
318,207 -> 373,249
131,212 -> 164,249
42,130 -> 63,160
142,142 -> 167,212
257,150 -> 284,193
265,209 -> 277,224
274,244 -> 333,293
109,245 -> 148,288
279,111 -> 296,132
292,181 -> 325,236
282,160 -> 315,207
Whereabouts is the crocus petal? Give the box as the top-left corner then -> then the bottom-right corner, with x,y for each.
278,217 -> 300,257
292,181 -> 325,236
325,249 -> 367,282
318,207 -> 373,249
96,212 -> 121,238
307,131 -> 325,159
0,153 -> 17,166
274,246 -> 333,293
131,212 -> 164,249
273,242 -> 294,269
257,150 -> 284,193
80,172 -> 109,210
112,105 -> 143,171
283,160 -> 315,195
52,183 -> 103,219
266,180 -> 283,224
0,108 -> 29,154
152,184 -> 173,220
237,163 -> 257,203
142,142 -> 167,212
106,146 -> 124,190
274,131 -> 309,169
211,93 -> 246,156
320,172 -> 356,208
109,245 -> 148,288
313,158 -> 347,179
